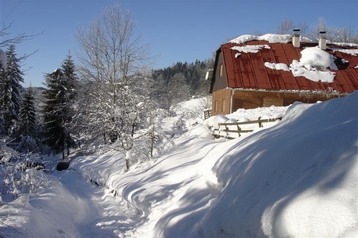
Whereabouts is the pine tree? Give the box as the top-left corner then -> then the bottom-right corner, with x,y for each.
42,54 -> 78,159
15,87 -> 40,152
42,69 -> 68,158
61,54 -> 77,104
60,54 -> 78,155
0,45 -> 24,135
18,87 -> 37,137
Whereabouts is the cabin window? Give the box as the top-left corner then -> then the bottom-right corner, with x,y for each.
214,100 -> 218,113
219,64 -> 223,77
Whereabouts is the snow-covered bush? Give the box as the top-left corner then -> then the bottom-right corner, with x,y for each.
0,145 -> 50,203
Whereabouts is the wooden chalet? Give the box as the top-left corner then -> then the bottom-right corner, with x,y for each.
209,33 -> 358,115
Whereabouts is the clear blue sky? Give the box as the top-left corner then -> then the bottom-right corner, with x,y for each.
1,0 -> 357,87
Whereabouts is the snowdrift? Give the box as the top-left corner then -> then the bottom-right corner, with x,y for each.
1,92 -> 357,238
198,92 -> 358,238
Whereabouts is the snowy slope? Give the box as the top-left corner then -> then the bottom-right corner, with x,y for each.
1,92 -> 357,238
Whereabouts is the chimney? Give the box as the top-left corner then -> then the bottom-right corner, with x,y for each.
319,31 -> 327,50
292,29 -> 300,48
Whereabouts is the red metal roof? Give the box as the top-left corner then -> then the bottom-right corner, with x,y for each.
218,40 -> 358,93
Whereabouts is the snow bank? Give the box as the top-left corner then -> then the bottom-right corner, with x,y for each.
171,96 -> 211,120
197,92 -> 358,238
2,93 -> 357,238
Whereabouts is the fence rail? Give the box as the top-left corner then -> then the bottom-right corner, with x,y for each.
212,117 -> 282,139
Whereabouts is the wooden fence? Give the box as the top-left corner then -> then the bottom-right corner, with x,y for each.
203,109 -> 212,120
212,117 -> 282,139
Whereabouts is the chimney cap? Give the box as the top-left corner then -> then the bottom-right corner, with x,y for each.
319,30 -> 327,40
292,28 -> 300,37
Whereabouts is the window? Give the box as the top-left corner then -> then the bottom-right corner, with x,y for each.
222,99 -> 226,113
219,63 -> 223,77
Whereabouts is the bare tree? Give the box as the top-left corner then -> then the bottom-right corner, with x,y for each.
276,19 -> 308,35
75,4 -> 150,146
311,18 -> 358,43
276,18 -> 358,43
0,23 -> 32,48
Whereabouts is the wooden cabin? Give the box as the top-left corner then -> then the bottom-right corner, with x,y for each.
209,33 -> 358,115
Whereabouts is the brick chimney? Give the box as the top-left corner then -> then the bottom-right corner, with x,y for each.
292,29 -> 300,48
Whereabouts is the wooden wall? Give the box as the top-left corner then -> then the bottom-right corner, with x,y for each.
211,89 -> 345,115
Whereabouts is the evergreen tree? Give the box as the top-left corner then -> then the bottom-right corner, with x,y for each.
60,54 -> 78,147
15,87 -> 40,152
42,69 -> 68,158
17,87 -> 37,137
0,45 -> 24,135
42,55 -> 78,158
61,54 -> 77,104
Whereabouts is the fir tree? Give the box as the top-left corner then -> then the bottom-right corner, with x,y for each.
42,54 -> 78,159
0,44 -> 24,135
60,54 -> 78,154
15,87 -> 40,152
42,69 -> 68,158
18,87 -> 37,137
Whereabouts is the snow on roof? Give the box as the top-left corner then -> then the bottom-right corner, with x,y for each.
299,47 -> 338,70
264,47 -> 339,83
216,33 -> 358,93
332,48 -> 358,56
290,59 -> 335,83
229,33 -> 315,44
264,62 -> 290,71
229,34 -> 290,44
230,34 -> 346,83
231,44 -> 270,53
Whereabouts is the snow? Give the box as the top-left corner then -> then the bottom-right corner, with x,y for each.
299,47 -> 338,70
264,62 -> 290,71
229,34 -> 357,83
229,33 -> 315,45
231,44 -> 270,54
265,47 -> 338,83
229,34 -> 292,44
332,48 -> 358,56
265,47 -> 340,83
290,59 -> 336,83
290,46 -> 339,81
1,93 -> 358,237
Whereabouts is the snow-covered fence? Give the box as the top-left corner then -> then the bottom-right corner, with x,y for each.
212,117 -> 282,139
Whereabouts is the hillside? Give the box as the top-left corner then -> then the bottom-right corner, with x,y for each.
1,92 -> 357,238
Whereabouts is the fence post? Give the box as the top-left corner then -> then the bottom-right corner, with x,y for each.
258,116 -> 263,128
236,124 -> 241,137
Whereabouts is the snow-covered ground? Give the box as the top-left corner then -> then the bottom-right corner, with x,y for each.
1,92 -> 357,238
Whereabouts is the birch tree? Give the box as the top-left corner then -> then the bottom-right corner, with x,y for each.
76,4 -> 150,146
